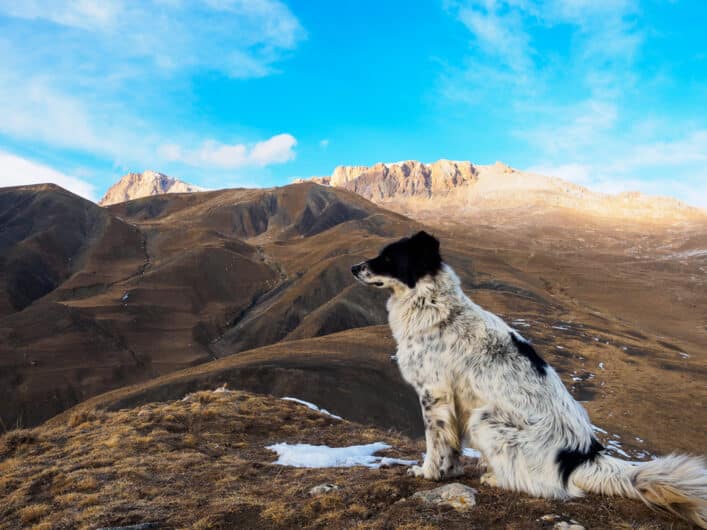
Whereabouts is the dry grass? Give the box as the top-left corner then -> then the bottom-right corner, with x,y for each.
18,504 -> 51,525
0,389 -> 696,529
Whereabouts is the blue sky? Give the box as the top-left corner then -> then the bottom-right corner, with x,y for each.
0,1 -> 706,206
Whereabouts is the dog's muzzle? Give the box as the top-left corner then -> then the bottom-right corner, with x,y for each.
351,262 -> 384,287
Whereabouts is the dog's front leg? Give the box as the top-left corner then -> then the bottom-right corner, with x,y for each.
408,389 -> 463,480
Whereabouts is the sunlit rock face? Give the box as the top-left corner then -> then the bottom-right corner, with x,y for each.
316,159 -> 705,222
99,170 -> 203,205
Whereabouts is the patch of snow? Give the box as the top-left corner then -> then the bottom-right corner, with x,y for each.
121,292 -> 129,302
598,362 -> 605,370
557,345 -> 565,350
679,352 -> 689,359
213,384 -> 231,393
282,397 -> 342,420
671,249 -> 707,259
591,424 -> 608,434
605,439 -> 630,458
552,325 -> 570,330
463,447 -> 482,459
266,442 -> 416,468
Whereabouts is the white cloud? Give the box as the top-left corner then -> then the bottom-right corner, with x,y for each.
0,150 -> 96,200
611,130 -> 707,172
527,163 -> 592,184
525,129 -> 707,209
0,1 -> 305,77
456,5 -> 532,74
0,76 -> 148,162
517,100 -> 618,155
443,0 -> 641,103
0,0 -> 305,174
160,133 -> 297,169
0,0 -> 122,30
319,139 -> 330,148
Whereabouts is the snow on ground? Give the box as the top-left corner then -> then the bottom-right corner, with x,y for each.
266,442 -> 417,468
281,397 -> 342,420
463,447 -> 481,459
591,424 -> 653,460
605,439 -> 630,458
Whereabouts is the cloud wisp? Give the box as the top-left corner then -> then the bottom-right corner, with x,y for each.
0,0 -> 304,180
443,0 -> 706,208
159,134 -> 297,169
0,150 -> 96,200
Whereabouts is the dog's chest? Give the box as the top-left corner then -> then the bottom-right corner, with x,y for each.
395,330 -> 450,389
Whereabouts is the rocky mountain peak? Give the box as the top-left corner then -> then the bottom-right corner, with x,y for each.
98,171 -> 203,206
328,159 -> 478,200
311,159 -> 705,221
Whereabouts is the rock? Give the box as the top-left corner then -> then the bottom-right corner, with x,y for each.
412,483 -> 477,511
553,522 -> 585,530
328,160 -> 477,200
309,483 -> 341,496
99,171 -> 204,205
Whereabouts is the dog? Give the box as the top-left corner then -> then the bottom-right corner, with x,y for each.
352,231 -> 707,527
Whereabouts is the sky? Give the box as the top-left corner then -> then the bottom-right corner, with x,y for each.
0,0 -> 706,206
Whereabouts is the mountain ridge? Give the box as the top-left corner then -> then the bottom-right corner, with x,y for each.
298,159 -> 706,221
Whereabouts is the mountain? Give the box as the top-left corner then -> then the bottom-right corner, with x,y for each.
1,180 -> 705,465
98,170 -> 204,206
303,160 -> 706,222
0,182 -> 412,428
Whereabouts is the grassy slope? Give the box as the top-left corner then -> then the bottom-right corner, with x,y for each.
0,388 -> 692,530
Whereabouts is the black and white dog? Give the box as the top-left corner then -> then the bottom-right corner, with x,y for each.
352,231 -> 707,527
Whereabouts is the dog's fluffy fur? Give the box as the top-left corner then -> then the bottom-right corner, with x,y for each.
352,231 -> 707,527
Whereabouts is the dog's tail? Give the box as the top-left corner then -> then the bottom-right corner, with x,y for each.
572,453 -> 707,527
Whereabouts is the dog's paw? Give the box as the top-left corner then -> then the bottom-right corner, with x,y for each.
408,464 -> 451,481
407,465 -> 425,478
480,471 -> 498,487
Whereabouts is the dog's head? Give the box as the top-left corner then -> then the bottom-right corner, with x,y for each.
351,231 -> 442,290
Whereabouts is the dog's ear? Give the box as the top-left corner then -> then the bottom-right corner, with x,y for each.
408,231 -> 442,282
411,231 -> 440,256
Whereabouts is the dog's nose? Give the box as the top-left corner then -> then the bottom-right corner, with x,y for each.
351,264 -> 363,276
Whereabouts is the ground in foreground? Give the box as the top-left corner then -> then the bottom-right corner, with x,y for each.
0,389 -> 693,529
